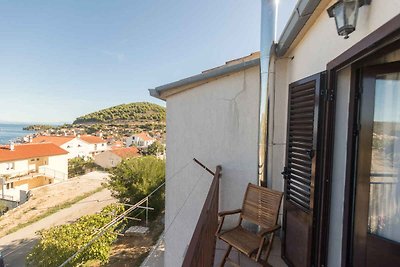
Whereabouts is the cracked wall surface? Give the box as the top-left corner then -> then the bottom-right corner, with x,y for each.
164,65 -> 260,267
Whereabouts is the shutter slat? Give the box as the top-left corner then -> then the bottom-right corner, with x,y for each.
285,78 -> 316,211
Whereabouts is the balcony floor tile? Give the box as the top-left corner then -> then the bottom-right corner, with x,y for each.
214,238 -> 287,267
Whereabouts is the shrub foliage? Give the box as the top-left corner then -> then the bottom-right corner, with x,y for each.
26,204 -> 125,267
68,158 -> 100,178
73,102 -> 166,124
107,156 -> 165,219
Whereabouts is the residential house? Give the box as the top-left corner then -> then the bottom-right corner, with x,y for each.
78,135 -> 109,157
0,143 -> 68,202
149,1 -> 400,266
32,135 -> 108,159
125,132 -> 155,148
94,147 -> 140,168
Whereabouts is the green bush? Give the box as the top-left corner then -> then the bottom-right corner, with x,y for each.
0,201 -> 7,215
107,156 -> 165,220
145,141 -> 164,156
26,204 -> 125,267
68,158 -> 86,178
68,158 -> 103,178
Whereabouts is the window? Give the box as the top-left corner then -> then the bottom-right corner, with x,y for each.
6,162 -> 15,170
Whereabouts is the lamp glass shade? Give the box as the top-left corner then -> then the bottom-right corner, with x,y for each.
331,0 -> 359,38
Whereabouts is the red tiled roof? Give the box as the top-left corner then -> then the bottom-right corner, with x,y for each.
0,143 -> 68,163
111,141 -> 124,149
79,135 -> 106,144
32,136 -> 74,146
111,147 -> 139,159
134,132 -> 155,142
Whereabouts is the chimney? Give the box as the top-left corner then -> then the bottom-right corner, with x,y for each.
258,0 -> 277,186
10,142 -> 15,151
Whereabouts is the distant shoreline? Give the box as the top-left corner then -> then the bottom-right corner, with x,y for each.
0,123 -> 36,145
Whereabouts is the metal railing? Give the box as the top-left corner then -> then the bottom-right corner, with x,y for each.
38,166 -> 67,180
59,177 -> 166,267
182,160 -> 221,267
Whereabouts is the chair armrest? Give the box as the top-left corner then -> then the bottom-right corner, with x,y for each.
258,225 -> 281,237
218,209 -> 242,217
216,209 -> 241,236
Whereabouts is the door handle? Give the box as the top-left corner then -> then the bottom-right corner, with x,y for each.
282,167 -> 290,179
307,149 -> 314,159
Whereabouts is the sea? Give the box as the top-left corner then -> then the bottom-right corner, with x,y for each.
0,123 -> 36,145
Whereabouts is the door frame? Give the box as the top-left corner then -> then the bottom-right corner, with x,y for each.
354,61 -> 400,266
325,14 -> 400,267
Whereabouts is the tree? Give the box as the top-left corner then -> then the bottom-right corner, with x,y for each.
68,158 -> 99,178
146,141 -> 164,156
107,156 -> 165,219
26,204 -> 125,267
0,201 -> 7,215
68,158 -> 86,178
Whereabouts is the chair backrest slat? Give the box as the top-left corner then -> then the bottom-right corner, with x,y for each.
241,183 -> 283,229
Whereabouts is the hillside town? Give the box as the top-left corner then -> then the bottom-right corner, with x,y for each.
0,129 -> 164,212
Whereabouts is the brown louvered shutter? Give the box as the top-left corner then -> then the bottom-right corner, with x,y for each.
282,72 -> 326,267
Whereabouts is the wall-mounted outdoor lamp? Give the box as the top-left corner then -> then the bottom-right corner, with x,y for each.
327,0 -> 371,39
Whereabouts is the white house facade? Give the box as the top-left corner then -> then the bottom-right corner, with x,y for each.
0,143 -> 68,202
125,132 -> 155,148
33,135 -> 108,159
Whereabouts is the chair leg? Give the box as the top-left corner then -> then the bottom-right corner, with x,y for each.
264,233 -> 275,261
260,233 -> 275,267
219,245 -> 232,267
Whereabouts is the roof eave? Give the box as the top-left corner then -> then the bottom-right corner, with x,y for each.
149,58 -> 260,101
276,0 -> 321,57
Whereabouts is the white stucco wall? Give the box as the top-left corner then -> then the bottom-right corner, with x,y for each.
285,0 -> 400,84
0,159 -> 29,177
60,139 -> 107,159
61,139 -> 89,159
164,65 -> 260,267
47,154 -> 68,179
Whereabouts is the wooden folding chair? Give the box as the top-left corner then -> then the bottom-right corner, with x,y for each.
216,183 -> 283,267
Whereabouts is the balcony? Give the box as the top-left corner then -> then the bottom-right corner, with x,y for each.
182,160 -> 287,267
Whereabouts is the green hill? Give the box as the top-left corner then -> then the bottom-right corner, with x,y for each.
73,102 -> 166,124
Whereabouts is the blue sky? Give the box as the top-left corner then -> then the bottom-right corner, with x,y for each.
0,0 -> 296,123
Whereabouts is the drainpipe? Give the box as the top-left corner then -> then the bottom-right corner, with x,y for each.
258,0 -> 276,186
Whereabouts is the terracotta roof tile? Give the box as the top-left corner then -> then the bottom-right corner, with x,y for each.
111,147 -> 140,159
134,132 -> 155,142
79,135 -> 106,144
0,143 -> 68,162
32,136 -> 74,146
111,141 -> 124,149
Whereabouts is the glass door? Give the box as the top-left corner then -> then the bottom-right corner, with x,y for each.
353,62 -> 400,267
